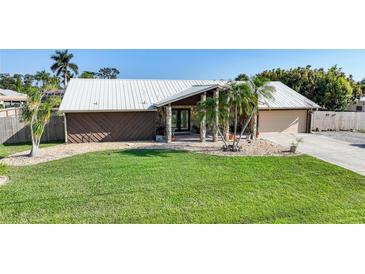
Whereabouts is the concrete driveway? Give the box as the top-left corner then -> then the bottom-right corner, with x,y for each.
262,133 -> 365,176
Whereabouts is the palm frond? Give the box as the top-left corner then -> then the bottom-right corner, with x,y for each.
68,63 -> 79,75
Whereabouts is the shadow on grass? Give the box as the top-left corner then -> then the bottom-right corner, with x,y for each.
1,140 -> 64,147
118,148 -> 187,158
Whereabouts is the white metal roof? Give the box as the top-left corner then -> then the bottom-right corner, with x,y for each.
59,79 -> 320,112
59,79 -> 226,112
0,88 -> 27,97
259,82 -> 321,109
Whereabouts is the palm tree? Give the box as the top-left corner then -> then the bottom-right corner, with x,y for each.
21,87 -> 60,157
50,50 -> 78,87
197,78 -> 275,151
35,70 -> 51,88
197,94 -> 229,148
234,77 -> 275,148
44,76 -> 61,91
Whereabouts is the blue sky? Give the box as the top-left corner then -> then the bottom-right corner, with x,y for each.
1,49 -> 364,80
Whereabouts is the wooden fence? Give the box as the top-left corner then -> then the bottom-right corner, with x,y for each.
0,115 -> 65,144
0,107 -> 21,118
312,111 -> 365,131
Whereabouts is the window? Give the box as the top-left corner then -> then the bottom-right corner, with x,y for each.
356,106 -> 363,112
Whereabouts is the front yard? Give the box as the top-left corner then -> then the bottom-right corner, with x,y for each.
0,141 -> 61,159
0,149 -> 365,223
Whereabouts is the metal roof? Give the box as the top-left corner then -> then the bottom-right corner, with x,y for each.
59,79 -> 226,112
59,79 -> 320,112
0,88 -> 27,101
0,88 -> 27,97
154,84 -> 222,107
259,82 -> 320,109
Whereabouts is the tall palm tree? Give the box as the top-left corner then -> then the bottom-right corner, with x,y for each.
50,50 -> 78,87
35,70 -> 50,88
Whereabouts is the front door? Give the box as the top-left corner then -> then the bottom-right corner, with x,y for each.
172,109 -> 190,132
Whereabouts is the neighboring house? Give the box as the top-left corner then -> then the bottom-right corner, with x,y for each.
0,88 -> 27,108
42,89 -> 65,100
59,79 -> 320,143
348,96 -> 365,112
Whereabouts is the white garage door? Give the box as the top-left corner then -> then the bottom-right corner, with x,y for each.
259,110 -> 308,133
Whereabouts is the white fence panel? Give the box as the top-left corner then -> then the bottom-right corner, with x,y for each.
312,111 -> 365,131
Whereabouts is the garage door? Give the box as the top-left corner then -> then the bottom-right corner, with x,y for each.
258,110 -> 308,133
66,112 -> 156,143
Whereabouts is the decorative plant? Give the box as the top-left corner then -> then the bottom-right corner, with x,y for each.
290,136 -> 304,153
197,77 -> 275,151
21,87 -> 60,157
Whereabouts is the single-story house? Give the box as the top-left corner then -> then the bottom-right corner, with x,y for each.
0,88 -> 27,108
59,79 -> 320,143
348,96 -> 365,112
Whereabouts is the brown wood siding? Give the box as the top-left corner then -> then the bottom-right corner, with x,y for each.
66,112 -> 156,143
171,89 -> 216,106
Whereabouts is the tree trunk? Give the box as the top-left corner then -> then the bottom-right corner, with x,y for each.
251,113 -> 258,140
30,143 -> 40,157
233,101 -> 238,148
235,111 -> 254,147
224,96 -> 230,142
213,89 -> 219,142
64,70 -> 68,87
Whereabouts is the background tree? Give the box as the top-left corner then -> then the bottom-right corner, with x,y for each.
0,73 -> 17,91
359,79 -> 365,95
44,75 -> 61,91
80,71 -> 96,79
35,70 -> 51,88
21,87 -> 60,157
97,67 -> 120,79
50,50 -> 78,87
23,74 -> 35,93
235,73 -> 250,81
14,74 -> 23,92
256,65 -> 357,111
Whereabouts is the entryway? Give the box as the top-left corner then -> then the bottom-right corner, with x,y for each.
172,109 -> 190,132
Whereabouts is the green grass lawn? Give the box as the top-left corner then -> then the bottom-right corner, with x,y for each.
0,149 -> 364,223
0,141 -> 62,159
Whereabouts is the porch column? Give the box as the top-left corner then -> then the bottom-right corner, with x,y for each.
200,92 -> 206,142
213,89 -> 219,142
165,104 -> 172,143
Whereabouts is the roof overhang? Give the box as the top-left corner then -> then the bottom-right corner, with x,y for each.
61,108 -> 157,113
154,84 -> 223,107
0,96 -> 27,101
259,106 -> 321,110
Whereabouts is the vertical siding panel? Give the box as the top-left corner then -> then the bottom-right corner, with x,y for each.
67,112 -> 156,143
